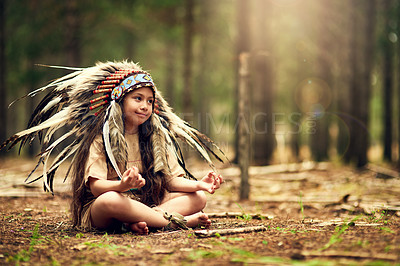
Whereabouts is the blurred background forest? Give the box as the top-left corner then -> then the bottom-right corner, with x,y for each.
1,0 -> 400,169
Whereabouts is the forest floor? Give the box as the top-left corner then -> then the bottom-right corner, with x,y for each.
0,158 -> 400,265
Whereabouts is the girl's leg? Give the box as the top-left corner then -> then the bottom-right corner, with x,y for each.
159,191 -> 207,215
158,191 -> 211,228
90,191 -> 169,231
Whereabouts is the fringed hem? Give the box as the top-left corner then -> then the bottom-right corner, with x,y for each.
79,198 -> 95,231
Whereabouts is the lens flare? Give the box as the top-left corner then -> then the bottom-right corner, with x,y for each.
295,77 -> 332,115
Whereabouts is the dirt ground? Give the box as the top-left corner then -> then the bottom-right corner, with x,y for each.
0,158 -> 400,265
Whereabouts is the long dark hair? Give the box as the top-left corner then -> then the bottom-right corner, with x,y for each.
70,114 -> 104,228
136,118 -> 167,206
70,92 -> 167,227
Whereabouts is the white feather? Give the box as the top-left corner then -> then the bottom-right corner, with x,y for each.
103,104 -> 123,179
13,108 -> 69,139
41,96 -> 63,113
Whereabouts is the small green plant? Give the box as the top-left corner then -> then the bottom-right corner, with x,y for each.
81,233 -> 130,256
384,245 -> 392,253
369,209 -> 391,224
380,227 -> 394,233
75,232 -> 84,239
9,223 -> 42,264
235,203 -> 252,221
319,217 -> 359,251
232,248 -> 256,258
188,249 -> 224,260
299,192 -> 305,220
354,240 -> 370,248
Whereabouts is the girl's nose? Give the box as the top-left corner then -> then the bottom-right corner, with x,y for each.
140,102 -> 148,110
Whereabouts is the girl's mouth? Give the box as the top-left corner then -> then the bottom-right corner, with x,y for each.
136,112 -> 148,118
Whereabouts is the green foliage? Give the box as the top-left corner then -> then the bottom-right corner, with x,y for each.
368,209 -> 392,224
235,202 -> 253,221
4,0 -> 397,163
4,0 -> 235,156
187,249 -> 224,260
8,223 -> 42,264
319,217 -> 360,251
379,227 -> 395,234
299,192 -> 305,220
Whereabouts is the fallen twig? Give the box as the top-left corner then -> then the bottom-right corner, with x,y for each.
301,250 -> 398,261
217,162 -> 330,179
207,212 -> 273,220
366,164 -> 400,179
194,225 -> 266,238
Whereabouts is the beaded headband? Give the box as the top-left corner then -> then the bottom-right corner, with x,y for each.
89,69 -> 157,116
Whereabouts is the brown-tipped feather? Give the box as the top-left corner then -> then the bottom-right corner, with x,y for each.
4,60 -> 227,196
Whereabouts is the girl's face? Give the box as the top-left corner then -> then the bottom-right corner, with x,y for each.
122,87 -> 154,134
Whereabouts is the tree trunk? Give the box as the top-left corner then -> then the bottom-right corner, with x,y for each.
398,0 -> 400,169
234,0 -> 251,164
345,0 -> 376,168
310,2 -> 334,162
65,0 -> 81,67
0,0 -> 7,156
382,0 -> 394,162
183,0 -> 194,115
251,0 -> 275,165
196,0 -> 212,134
336,1 -> 352,160
164,6 -> 178,108
344,1 -> 359,164
238,53 -> 250,200
357,0 -> 375,167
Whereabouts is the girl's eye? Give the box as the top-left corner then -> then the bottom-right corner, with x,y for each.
134,96 -> 141,101
148,99 -> 154,104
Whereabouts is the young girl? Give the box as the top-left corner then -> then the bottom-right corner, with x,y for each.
1,61 -> 225,234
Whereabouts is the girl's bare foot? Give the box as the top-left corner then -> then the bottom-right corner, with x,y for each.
185,212 -> 211,228
129,221 -> 149,235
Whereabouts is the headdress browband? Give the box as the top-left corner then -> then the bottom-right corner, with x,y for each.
89,69 -> 156,116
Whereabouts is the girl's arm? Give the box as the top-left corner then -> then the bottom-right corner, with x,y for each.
89,166 -> 145,197
168,172 -> 223,194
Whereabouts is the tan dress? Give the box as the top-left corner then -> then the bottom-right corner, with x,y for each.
80,133 -> 185,230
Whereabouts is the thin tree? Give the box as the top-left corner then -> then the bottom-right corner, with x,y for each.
382,0 -> 395,162
310,1 -> 334,162
183,0 -> 194,116
196,0 -> 212,134
335,1 -> 353,159
65,0 -> 81,67
238,53 -> 250,200
0,0 -> 6,156
357,0 -> 376,167
234,0 -> 251,164
346,0 -> 376,167
236,0 -> 251,200
251,0 -> 275,165
398,0 -> 400,169
163,5 -> 178,108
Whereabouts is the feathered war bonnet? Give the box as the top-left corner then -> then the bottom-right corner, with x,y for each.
0,61 -> 226,193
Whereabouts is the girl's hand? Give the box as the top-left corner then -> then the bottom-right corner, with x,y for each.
200,171 -> 224,194
120,166 -> 146,191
